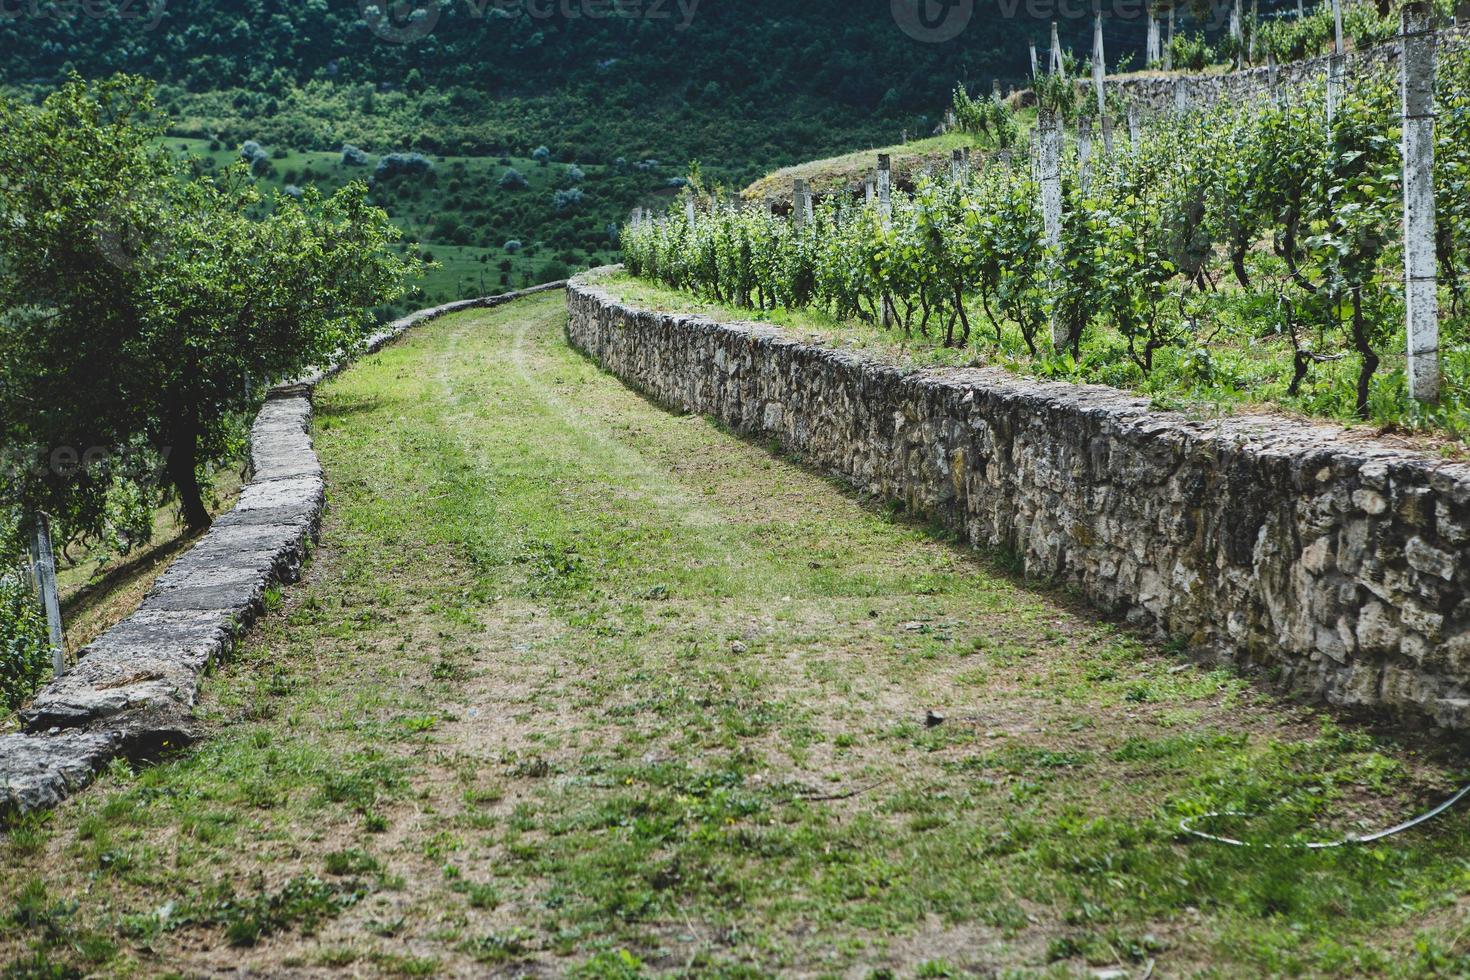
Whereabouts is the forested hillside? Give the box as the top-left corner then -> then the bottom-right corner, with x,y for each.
0,0 -> 1063,302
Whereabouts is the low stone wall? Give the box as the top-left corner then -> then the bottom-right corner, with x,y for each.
1111,25 -> 1469,114
0,282 -> 566,817
567,271 -> 1470,731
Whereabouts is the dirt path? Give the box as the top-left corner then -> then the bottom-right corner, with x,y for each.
3,293 -> 1470,978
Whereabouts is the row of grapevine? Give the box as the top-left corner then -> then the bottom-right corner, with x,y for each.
624,38 -> 1468,428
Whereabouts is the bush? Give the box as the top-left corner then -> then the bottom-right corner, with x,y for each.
498,167 -> 528,190
552,187 -> 583,212
340,143 -> 368,166
532,145 -> 551,165
374,152 -> 434,180
504,239 -> 522,253
0,571 -> 49,712
564,164 -> 585,183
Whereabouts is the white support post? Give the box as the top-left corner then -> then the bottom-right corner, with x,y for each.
865,175 -> 876,204
1401,2 -> 1440,404
1174,77 -> 1190,113
1039,110 -> 1066,351
1078,117 -> 1094,197
1327,53 -> 1345,125
1231,0 -> 1244,68
28,515 -> 65,679
877,154 -> 893,328
685,196 -> 697,225
1101,114 -> 1116,156
1092,12 -> 1107,116
1127,105 -> 1141,152
1030,40 -> 1039,78
877,155 -> 892,226
793,179 -> 813,229
1332,0 -> 1345,55
1249,0 -> 1259,65
1146,4 -> 1161,66
1050,20 -> 1064,75
1165,4 -> 1175,70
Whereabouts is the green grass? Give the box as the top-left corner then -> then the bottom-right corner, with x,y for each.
4,293 -> 1470,975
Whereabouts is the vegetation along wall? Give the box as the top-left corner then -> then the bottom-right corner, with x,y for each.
568,271 -> 1470,731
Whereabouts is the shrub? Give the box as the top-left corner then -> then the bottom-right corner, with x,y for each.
374,152 -> 434,180
532,145 -> 551,165
498,167 -> 528,190
0,571 -> 49,711
552,187 -> 583,212
340,143 -> 368,167
504,239 -> 522,253
564,164 -> 585,183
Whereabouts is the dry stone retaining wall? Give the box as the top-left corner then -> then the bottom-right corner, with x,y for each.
0,282 -> 566,817
567,271 -> 1470,732
1111,25 -> 1468,113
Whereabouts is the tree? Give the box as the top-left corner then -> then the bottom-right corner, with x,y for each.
0,76 -> 422,536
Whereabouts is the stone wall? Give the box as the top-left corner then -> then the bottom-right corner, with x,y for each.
0,282 -> 566,817
1110,25 -> 1468,114
567,272 -> 1470,732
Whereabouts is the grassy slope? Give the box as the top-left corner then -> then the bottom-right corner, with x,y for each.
3,294 -> 1470,976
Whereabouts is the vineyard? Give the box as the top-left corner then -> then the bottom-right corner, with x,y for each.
623,20 -> 1470,440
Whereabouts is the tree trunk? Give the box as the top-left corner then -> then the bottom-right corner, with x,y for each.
165,414 -> 211,532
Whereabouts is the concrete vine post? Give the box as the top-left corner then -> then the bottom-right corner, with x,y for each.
877,154 -> 893,328
1078,117 -> 1094,197
1030,40 -> 1039,78
1050,20 -> 1064,75
865,175 -> 876,204
1165,3 -> 1175,70
1174,78 -> 1190,113
1038,111 -> 1066,351
1249,0 -> 1259,65
792,179 -> 812,229
1092,11 -> 1107,116
1127,105 -> 1141,153
685,196 -> 696,225
1332,0 -> 1345,55
27,514 -> 65,679
1267,49 -> 1280,103
1146,3 -> 1161,66
1231,0 -> 1243,68
1101,114 -> 1116,157
1401,1 -> 1440,404
1327,54 -> 1345,124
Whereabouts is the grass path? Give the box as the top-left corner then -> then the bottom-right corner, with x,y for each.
4,293 -> 1470,977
